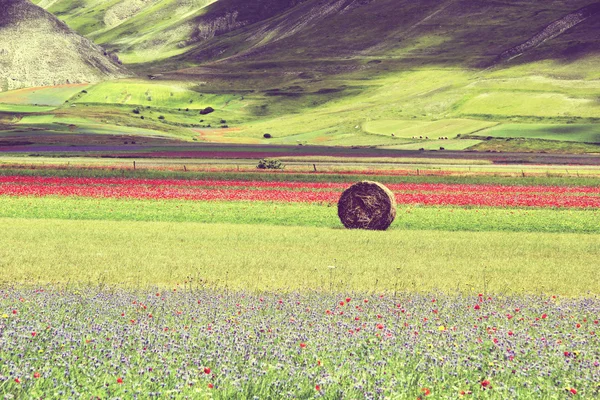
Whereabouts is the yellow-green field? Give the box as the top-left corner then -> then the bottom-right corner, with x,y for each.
2,217 -> 599,295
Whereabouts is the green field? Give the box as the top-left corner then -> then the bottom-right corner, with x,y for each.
0,84 -> 89,106
363,119 -> 495,139
475,123 -> 600,143
0,104 -> 56,113
2,217 -> 599,295
1,196 -> 598,234
75,80 -> 240,110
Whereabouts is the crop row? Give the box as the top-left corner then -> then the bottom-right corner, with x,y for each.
2,176 -> 600,208
2,175 -> 600,194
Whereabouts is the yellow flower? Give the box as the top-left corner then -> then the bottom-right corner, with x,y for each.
1,314 -> 8,319
438,326 -> 446,331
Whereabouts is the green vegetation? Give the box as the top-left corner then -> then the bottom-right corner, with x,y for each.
75,80 -> 239,110
0,84 -> 90,106
363,119 -> 495,139
475,123 -> 600,143
0,104 -> 56,113
0,196 -> 598,234
1,217 -> 599,294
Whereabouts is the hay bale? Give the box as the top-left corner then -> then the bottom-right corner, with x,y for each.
338,181 -> 396,230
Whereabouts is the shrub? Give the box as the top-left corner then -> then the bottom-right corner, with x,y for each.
257,159 -> 284,170
158,115 -> 165,120
263,133 -> 272,139
200,107 -> 214,115
132,108 -> 140,114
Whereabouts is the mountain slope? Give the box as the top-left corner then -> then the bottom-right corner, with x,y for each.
180,0 -> 600,67
0,0 -> 128,91
36,0 -> 600,71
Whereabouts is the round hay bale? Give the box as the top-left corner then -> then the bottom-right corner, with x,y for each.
338,181 -> 396,230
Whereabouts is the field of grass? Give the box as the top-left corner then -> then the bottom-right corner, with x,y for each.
1,196 -> 599,234
2,217 -> 600,295
0,84 -> 89,106
363,119 -> 495,139
75,80 -> 241,111
475,123 -> 600,143
0,104 -> 56,113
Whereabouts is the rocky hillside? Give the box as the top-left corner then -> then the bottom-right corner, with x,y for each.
0,0 -> 128,91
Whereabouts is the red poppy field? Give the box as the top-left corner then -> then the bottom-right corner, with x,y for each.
2,175 -> 600,208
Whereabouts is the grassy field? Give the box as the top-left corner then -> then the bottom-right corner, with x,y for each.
0,84 -> 89,106
0,196 -> 598,234
2,217 -> 599,295
74,80 -> 241,110
475,123 -> 600,143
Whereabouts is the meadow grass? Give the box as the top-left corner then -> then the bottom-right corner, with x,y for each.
76,80 -> 242,110
0,84 -> 89,106
0,104 -> 56,113
0,196 -> 599,234
475,123 -> 600,143
1,218 -> 599,295
363,119 -> 495,139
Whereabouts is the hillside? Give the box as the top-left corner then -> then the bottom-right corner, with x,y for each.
35,0 -> 600,69
0,0 -> 598,155
0,0 -> 128,91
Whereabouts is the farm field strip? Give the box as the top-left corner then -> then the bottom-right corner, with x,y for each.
1,288 -> 599,398
2,175 -> 600,208
1,196 -> 599,234
2,218 -> 600,295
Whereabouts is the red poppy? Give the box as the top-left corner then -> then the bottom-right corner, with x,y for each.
33,372 -> 40,379
300,343 -> 307,348
208,383 -> 214,389
31,331 -> 36,337
117,377 -> 123,384
481,380 -> 490,388
315,385 -> 321,391
345,298 -> 351,303
474,305 -> 480,310
204,367 -> 211,374
377,324 -> 384,330
14,378 -> 20,384
421,387 -> 431,396
570,388 -> 577,395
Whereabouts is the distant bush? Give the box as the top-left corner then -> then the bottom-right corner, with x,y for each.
200,107 -> 214,115
132,108 -> 140,114
158,115 -> 165,120
263,133 -> 272,139
257,159 -> 283,170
